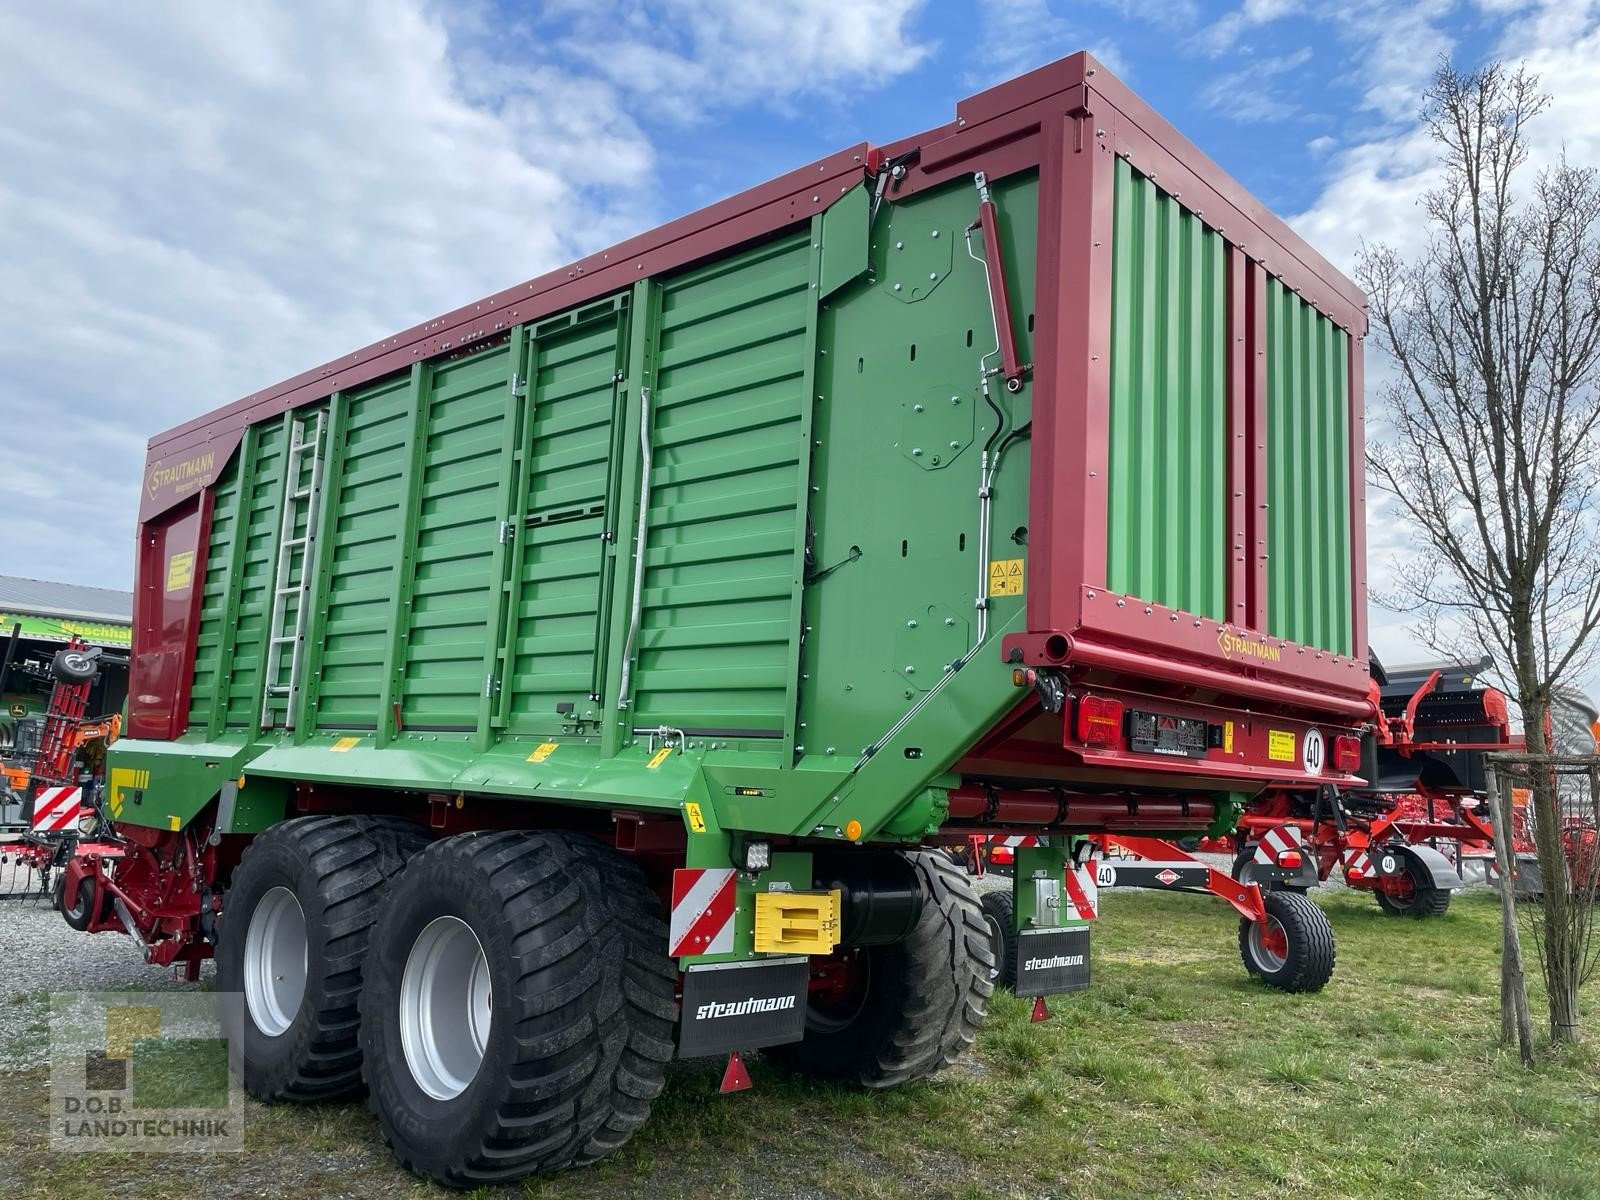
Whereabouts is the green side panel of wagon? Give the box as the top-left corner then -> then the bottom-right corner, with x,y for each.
1104,156 -> 1227,619
627,231 -> 816,739
112,177 -> 1035,845
1265,277 -> 1352,655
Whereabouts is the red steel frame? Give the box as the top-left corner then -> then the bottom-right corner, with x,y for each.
1237,788 -> 1496,897
132,52 -> 1370,744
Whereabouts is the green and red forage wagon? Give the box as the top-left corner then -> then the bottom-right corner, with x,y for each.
67,53 -> 1371,1184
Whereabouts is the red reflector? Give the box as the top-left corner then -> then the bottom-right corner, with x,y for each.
1076,695 -> 1124,746
1332,735 -> 1362,773
1277,850 -> 1303,869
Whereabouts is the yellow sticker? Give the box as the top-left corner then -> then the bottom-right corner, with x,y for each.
988,557 -> 1025,596
526,742 -> 559,763
330,736 -> 362,753
165,550 -> 196,593
685,801 -> 707,833
1267,730 -> 1296,762
646,746 -> 673,769
1223,720 -> 1234,755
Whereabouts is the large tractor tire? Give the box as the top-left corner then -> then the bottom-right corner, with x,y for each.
1237,890 -> 1336,993
979,889 -> 1018,991
768,850 -> 993,1088
360,830 -> 676,1186
1373,858 -> 1452,918
216,815 -> 432,1102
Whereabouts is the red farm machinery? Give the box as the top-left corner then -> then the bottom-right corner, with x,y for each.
0,636 -> 123,909
61,53 -> 1379,1185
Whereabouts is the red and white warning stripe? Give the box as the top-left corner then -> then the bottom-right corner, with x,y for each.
1341,848 -> 1372,880
668,867 -> 737,957
1252,824 -> 1305,865
30,786 -> 83,832
1063,859 -> 1099,920
998,835 -> 1040,848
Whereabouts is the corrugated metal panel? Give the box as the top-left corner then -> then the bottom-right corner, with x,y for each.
185,453 -> 241,728
1105,157 -> 1227,619
1266,277 -> 1351,654
506,312 -> 627,731
630,231 -> 813,734
221,419 -> 288,727
398,345 -> 513,729
313,374 -> 413,730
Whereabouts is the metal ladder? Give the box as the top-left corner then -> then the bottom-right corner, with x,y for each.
261,410 -> 327,730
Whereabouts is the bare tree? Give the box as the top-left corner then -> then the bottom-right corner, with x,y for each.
1358,59 -> 1600,1045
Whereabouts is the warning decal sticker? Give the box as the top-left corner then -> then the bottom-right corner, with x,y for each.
988,558 -> 1024,596
165,551 -> 195,593
1267,730 -> 1296,762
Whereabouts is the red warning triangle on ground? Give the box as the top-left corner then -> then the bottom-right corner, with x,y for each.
720,1051 -> 753,1093
1030,995 -> 1050,1023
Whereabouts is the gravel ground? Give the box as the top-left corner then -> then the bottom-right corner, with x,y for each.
0,898 -> 213,1070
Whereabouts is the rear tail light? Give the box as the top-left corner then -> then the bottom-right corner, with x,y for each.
990,846 -> 1014,865
1277,849 -> 1303,869
1332,734 -> 1362,773
1076,695 -> 1124,746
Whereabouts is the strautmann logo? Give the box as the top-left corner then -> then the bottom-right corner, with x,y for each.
1216,627 -> 1283,663
1024,954 -> 1085,971
695,995 -> 798,1020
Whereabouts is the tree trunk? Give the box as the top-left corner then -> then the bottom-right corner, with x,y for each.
1521,695 -> 1582,1042
1487,766 -> 1536,1065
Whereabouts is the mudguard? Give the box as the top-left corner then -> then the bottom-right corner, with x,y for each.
1374,842 -> 1461,890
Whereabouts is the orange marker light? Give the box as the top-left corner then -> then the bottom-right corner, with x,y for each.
844,819 -> 863,841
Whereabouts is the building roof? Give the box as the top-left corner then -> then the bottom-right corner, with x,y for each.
0,576 -> 133,624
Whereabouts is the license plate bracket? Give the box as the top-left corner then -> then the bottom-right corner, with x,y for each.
1128,709 -> 1210,759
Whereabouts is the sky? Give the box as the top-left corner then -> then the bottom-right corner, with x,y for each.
1,0 -> 1598,682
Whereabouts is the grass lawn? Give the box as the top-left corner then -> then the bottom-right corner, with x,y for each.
3,887 -> 1596,1199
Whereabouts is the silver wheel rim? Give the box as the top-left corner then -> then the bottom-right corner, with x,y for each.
1248,916 -> 1289,972
400,915 -> 491,1101
244,886 -> 308,1037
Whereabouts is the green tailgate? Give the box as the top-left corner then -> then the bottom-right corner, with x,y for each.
1105,156 -> 1228,619
1266,277 -> 1352,655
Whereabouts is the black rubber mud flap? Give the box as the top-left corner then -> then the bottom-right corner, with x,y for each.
678,957 -> 808,1058
1012,926 -> 1090,997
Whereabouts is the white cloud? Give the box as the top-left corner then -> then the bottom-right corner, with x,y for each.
1199,46 -> 1313,122
551,0 -> 934,123
1287,0 -> 1600,683
0,0 -> 930,592
965,0 -> 1076,88
1196,0 -> 1302,56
